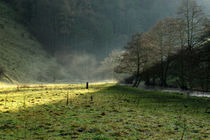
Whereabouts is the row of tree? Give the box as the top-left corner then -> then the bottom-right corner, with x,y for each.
115,0 -> 210,91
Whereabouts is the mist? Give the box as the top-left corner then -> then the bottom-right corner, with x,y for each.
1,1 -> 210,139
1,0 -> 209,83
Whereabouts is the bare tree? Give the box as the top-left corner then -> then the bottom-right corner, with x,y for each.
145,18 -> 179,87
177,0 -> 205,50
115,33 -> 150,87
177,0 -> 206,89
99,49 -> 123,80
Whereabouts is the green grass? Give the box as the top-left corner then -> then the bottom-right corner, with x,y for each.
0,83 -> 209,139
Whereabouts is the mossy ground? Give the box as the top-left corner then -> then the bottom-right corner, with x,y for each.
0,83 -> 209,140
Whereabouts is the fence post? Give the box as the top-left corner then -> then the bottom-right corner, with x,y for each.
86,82 -> 89,89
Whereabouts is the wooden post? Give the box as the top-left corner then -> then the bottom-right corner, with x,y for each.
86,82 -> 89,89
66,92 -> 69,105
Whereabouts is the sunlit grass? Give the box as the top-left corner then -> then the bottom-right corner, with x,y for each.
0,83 -> 106,112
0,83 -> 209,139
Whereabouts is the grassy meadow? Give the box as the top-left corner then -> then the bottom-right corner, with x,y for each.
0,83 -> 209,140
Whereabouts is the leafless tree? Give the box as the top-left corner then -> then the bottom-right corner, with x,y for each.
115,33 -> 150,87
177,0 -> 206,50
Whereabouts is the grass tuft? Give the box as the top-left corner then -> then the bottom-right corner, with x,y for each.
0,83 -> 209,139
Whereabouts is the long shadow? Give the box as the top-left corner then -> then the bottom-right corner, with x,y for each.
0,84 -> 209,139
108,85 -> 210,110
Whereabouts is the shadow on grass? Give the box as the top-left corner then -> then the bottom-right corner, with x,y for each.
112,85 -> 210,106
0,84 -> 209,139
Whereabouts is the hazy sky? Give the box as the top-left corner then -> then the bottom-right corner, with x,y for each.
199,0 -> 210,13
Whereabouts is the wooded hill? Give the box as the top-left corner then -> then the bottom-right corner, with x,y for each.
3,0 -> 182,58
0,1 -> 61,83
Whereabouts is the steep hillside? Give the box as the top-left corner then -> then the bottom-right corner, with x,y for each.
5,0 -> 184,58
0,1 -> 54,83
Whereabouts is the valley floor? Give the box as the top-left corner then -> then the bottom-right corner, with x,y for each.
0,83 -> 209,139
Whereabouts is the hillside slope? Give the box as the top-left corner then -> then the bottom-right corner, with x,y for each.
0,1 -> 55,83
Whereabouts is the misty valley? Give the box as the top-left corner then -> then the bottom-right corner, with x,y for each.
0,0 -> 209,139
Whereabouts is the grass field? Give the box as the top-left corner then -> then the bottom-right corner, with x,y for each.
0,83 -> 209,140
